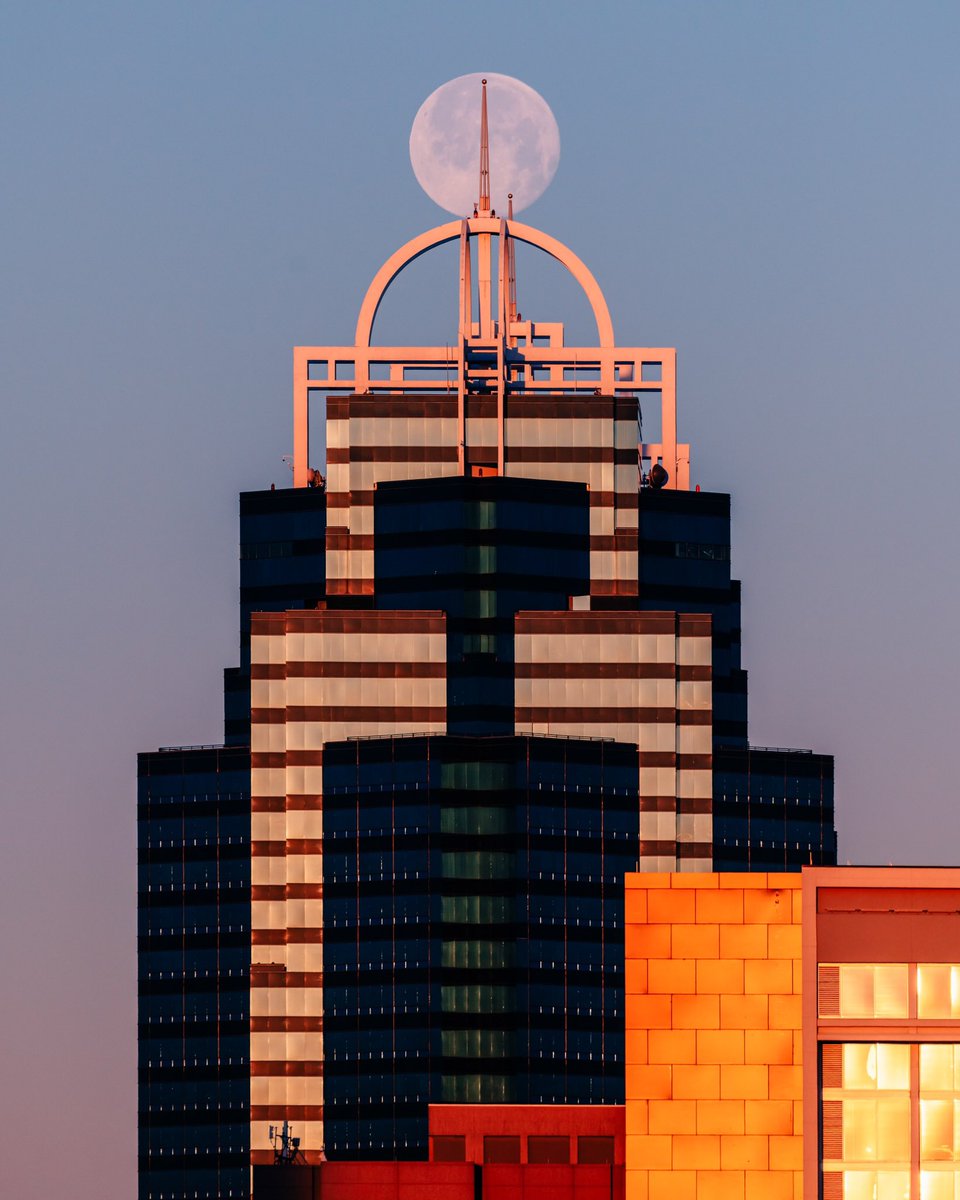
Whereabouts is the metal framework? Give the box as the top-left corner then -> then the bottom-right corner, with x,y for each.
292,82 -> 689,491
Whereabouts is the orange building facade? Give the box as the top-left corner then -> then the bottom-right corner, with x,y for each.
625,867 -> 960,1200
625,871 -> 803,1200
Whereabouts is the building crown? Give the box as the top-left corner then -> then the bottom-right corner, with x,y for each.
292,80 -> 688,491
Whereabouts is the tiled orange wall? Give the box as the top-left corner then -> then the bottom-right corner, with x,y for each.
624,872 -> 803,1200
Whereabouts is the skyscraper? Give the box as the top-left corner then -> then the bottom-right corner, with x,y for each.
137,80 -> 835,1200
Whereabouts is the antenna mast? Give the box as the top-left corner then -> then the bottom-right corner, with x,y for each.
475,78 -> 494,336
478,78 -> 491,217
269,1120 -> 307,1166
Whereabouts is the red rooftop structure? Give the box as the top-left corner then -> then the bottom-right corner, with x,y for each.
253,1103 -> 625,1199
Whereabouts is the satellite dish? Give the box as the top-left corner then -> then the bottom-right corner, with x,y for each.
649,463 -> 669,490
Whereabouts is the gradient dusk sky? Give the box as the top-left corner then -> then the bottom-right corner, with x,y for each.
3,2 -> 960,1196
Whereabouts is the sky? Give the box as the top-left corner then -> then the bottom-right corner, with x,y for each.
2,1 -> 960,1196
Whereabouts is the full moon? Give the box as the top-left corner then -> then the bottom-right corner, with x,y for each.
409,73 -> 560,217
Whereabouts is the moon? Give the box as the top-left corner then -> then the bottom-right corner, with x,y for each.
409,73 -> 560,217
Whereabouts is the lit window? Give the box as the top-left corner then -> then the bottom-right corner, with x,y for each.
842,1044 -> 910,1091
825,1043 -> 960,1199
918,966 -> 960,1019
840,1171 -> 911,1200
920,1099 -> 958,1162
822,1042 -> 912,1198
818,964 -> 909,1019
921,1045 -> 960,1092
840,1097 -> 911,1162
920,1170 -> 960,1200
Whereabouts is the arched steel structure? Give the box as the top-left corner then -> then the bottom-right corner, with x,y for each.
292,215 -> 686,492
354,216 -> 615,349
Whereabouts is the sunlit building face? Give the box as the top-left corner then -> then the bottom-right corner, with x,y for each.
623,868 -> 960,1200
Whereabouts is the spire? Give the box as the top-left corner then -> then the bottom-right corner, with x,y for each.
478,78 -> 491,216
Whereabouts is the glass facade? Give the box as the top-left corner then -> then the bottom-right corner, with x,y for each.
225,487 -> 327,746
375,475 -> 590,734
638,490 -> 835,872
714,745 -> 836,871
139,488 -> 325,1197
321,733 -> 637,1158
636,488 -> 746,747
137,747 -> 251,1200
821,963 -> 960,1199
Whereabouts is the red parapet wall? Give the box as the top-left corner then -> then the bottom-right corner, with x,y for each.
483,1163 -> 625,1199
253,1163 -> 475,1200
252,1162 -> 625,1199
428,1101 -> 625,1166
315,1162 -> 475,1199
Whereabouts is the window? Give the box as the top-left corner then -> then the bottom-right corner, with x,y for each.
440,851 -> 513,880
821,964 -> 960,1021
823,1043 -> 960,1200
818,964 -> 909,1019
462,633 -> 496,655
821,1043 -> 911,1200
840,1044 -> 910,1091
921,1044 -> 960,1093
441,985 -> 513,1014
839,1097 -> 911,1161
674,541 -> 729,562
440,806 -> 509,836
441,940 -> 513,970
464,590 -> 497,618
466,545 -> 497,574
578,1135 -> 615,1164
921,1044 -> 960,1177
440,761 -> 512,791
920,1098 -> 958,1162
528,1136 -> 569,1164
467,501 -> 497,530
432,1136 -> 465,1162
484,1136 -> 520,1163
920,1172 -> 960,1200
440,894 -> 511,924
443,1075 -> 512,1103
918,966 -> 960,1019
239,540 -> 293,560
442,1029 -> 510,1058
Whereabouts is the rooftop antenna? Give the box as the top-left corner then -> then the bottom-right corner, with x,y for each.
282,454 -> 324,489
478,78 -> 491,217
474,78 -> 494,337
269,1119 -> 306,1166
